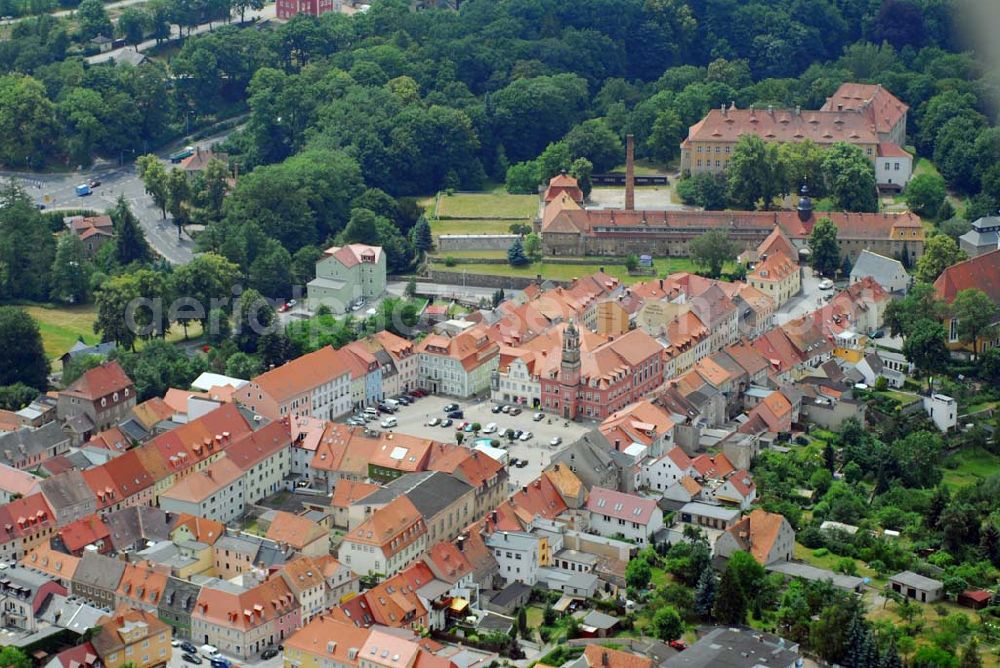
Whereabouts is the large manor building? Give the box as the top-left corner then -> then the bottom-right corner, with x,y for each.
680,83 -> 912,190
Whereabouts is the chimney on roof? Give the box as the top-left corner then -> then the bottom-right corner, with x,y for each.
625,134 -> 635,211
837,104 -> 843,112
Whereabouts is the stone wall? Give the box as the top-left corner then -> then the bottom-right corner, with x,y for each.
426,270 -> 570,290
438,234 -> 520,251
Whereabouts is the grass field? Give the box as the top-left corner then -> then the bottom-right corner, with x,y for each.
22,304 -> 99,360
22,303 -> 203,360
429,219 -> 517,236
793,542 -> 879,580
435,256 -> 701,284
436,192 -> 538,219
942,447 -> 1000,488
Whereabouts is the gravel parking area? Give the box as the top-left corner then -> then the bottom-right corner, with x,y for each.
344,395 -> 596,488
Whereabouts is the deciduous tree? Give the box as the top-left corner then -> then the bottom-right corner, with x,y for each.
689,229 -> 737,278
0,307 -> 48,390
914,234 -> 965,284
821,142 -> 877,212
952,288 -> 999,360
904,173 -> 947,218
727,134 -> 787,210
137,154 -> 170,218
809,217 -> 840,277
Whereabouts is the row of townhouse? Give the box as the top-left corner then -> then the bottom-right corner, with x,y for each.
233,331 -> 422,422
158,421 -> 292,525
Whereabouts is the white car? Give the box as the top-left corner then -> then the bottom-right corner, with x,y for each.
818,279 -> 834,290
483,422 -> 497,433
380,417 -> 397,428
533,412 -> 545,422
518,431 -> 533,441
550,436 -> 562,446
426,417 -> 440,426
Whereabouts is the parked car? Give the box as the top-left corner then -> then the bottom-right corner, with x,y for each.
181,642 -> 198,654
261,648 -> 280,660
818,278 -> 834,290
346,418 -> 365,427
172,640 -> 183,647
88,178 -> 101,188
500,405 -> 511,414
513,429 -> 523,440
668,640 -> 687,651
402,394 -> 417,403
210,658 -> 231,668
491,405 -> 503,414
483,422 -> 497,433
440,418 -> 453,428
463,423 -> 475,433
380,417 -> 397,428
411,389 -> 427,397
443,403 -> 459,412
516,459 -> 529,468
426,417 -> 440,427
277,303 -> 290,313
550,436 -> 562,446
200,645 -> 219,659
447,410 -> 464,419
377,403 -> 396,413
182,654 -> 202,665
509,407 -> 522,416
533,412 -> 545,422
871,329 -> 885,339
519,430 -> 533,441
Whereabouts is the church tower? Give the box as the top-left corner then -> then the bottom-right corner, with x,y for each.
559,320 -> 581,419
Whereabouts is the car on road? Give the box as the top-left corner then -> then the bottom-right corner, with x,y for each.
550,436 -> 562,446
88,178 -> 101,188
871,329 -> 885,339
533,412 -> 545,421
443,403 -> 459,412
818,278 -> 834,290
518,430 -> 533,441
182,654 -> 202,665
261,648 -> 280,660
181,642 -> 198,654
426,417 -> 440,427
210,657 -> 231,668
440,418 -> 453,428
483,422 -> 497,433
491,405 -> 503,414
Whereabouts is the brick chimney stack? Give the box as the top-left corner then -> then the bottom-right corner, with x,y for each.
625,134 -> 635,211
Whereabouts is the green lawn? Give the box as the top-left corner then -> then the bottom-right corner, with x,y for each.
22,304 -> 99,360
525,605 -> 544,629
942,447 -> 1000,488
793,542 -> 878,580
430,219 -> 518,236
436,256 -> 702,285
436,192 -> 539,219
872,389 -> 921,406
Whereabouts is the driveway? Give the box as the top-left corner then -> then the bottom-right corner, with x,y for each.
350,395 -> 594,489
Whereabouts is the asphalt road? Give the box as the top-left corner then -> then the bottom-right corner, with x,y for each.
0,0 -> 150,25
87,5 -> 277,65
1,125 -> 245,264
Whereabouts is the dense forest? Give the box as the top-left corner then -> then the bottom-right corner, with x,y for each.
4,0 -> 1000,293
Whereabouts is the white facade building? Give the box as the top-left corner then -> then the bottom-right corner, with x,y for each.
485,531 -> 541,585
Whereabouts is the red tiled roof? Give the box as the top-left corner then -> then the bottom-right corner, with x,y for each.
934,249 -> 1000,305
822,83 -> 908,135
686,106 -> 879,146
60,514 -> 111,552
62,361 -> 132,401
586,486 -> 658,524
